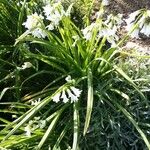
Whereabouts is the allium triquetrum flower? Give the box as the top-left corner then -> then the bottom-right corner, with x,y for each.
23,12 -> 47,38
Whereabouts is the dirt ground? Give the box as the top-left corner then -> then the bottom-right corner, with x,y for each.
109,0 -> 150,14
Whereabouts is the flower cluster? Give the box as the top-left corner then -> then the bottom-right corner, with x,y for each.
22,1 -> 72,38
52,86 -> 82,103
82,13 -> 122,46
125,9 -> 150,38
43,2 -> 72,30
23,13 -> 47,38
100,14 -> 122,46
24,117 -> 46,137
52,76 -> 82,103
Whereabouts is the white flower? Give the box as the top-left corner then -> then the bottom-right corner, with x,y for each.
72,35 -> 79,40
23,13 -> 46,38
125,10 -> 150,38
65,75 -> 72,82
32,28 -> 47,38
38,120 -> 46,129
43,2 -> 71,30
105,14 -> 123,27
102,0 -> 109,6
67,89 -> 78,103
43,2 -> 72,30
21,62 -> 32,69
82,23 -> 97,40
130,28 -> 140,38
43,4 -> 53,17
47,24 -> 55,30
34,116 -> 40,120
83,32 -> 92,40
65,4 -> 73,17
98,24 -> 119,45
95,11 -> 103,19
125,10 -> 141,35
61,90 -> 69,103
141,23 -> 150,37
126,10 -> 141,25
31,98 -> 41,106
23,13 -> 44,30
70,86 -> 82,97
25,125 -> 31,137
52,92 -> 61,103
138,15 -> 146,28
125,22 -> 134,32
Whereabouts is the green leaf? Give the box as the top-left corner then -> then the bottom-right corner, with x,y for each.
37,115 -> 60,150
53,122 -> 70,150
83,68 -> 93,135
37,104 -> 69,150
114,65 -> 147,102
72,102 -> 79,150
116,102 -> 150,150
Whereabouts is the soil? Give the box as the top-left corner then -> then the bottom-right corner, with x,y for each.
109,0 -> 150,14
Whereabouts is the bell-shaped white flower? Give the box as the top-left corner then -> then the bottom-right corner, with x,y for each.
47,24 -> 55,31
82,23 -> 97,40
105,13 -> 123,28
25,125 -> 31,137
23,13 -> 47,38
38,120 -> 46,129
141,23 -> 150,37
31,98 -> 41,106
130,28 -> 140,38
23,13 -> 44,30
66,89 -> 78,103
65,75 -> 72,82
70,86 -> 82,97
21,62 -> 33,70
43,2 -> 72,30
43,4 -> 53,17
52,92 -> 61,103
126,10 -> 141,25
32,28 -> 47,38
61,90 -> 69,103
126,22 -> 134,32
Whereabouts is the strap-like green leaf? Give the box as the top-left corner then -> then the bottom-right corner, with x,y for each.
72,102 -> 79,150
83,68 -> 93,135
115,102 -> 150,150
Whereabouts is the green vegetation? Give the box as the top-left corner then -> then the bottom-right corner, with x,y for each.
0,0 -> 150,150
